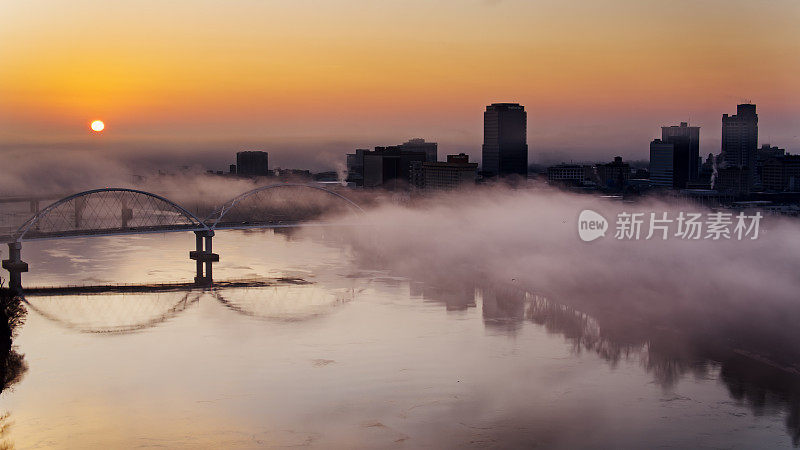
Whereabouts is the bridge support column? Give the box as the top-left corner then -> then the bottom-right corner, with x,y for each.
189,230 -> 218,286
2,242 -> 28,294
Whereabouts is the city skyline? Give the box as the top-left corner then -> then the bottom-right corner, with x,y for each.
1,0 -> 799,170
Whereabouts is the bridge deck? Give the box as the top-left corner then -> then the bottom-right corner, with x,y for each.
23,277 -> 311,296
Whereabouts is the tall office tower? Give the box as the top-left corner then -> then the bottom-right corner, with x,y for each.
649,139 -> 674,187
236,151 -> 270,176
482,103 -> 528,178
721,104 -> 758,189
661,122 -> 700,189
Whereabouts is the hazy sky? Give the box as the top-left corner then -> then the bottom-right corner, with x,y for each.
1,0 -> 799,169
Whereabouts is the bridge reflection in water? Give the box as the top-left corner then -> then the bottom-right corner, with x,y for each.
17,276 -> 800,444
1,184 -> 363,292
23,278 -> 357,334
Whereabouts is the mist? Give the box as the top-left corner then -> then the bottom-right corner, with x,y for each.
315,186 -> 800,371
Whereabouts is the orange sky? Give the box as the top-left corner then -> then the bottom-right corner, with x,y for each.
1,0 -> 798,164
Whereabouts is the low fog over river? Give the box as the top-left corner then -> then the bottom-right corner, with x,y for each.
1,184 -> 800,448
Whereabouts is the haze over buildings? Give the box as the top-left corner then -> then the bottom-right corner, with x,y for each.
1,1 -> 798,168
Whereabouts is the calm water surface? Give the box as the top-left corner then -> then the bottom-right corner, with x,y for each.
1,229 -> 796,448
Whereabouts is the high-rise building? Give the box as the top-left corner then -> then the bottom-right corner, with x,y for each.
236,151 -> 269,176
482,103 -> 528,178
721,104 -> 758,190
649,139 -> 674,187
661,122 -> 700,188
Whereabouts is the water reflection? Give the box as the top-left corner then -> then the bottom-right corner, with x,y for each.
477,283 -> 800,445
6,228 -> 800,447
21,281 -> 358,334
212,284 -> 355,322
24,291 -> 200,334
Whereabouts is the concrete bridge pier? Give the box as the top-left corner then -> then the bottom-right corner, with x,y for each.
2,242 -> 28,294
190,230 -> 219,286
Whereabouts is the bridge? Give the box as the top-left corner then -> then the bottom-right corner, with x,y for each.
1,184 -> 363,293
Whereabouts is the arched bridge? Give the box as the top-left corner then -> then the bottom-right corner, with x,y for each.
1,184 -> 363,292
206,183 -> 364,230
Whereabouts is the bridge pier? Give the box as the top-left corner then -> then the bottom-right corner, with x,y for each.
189,230 -> 218,286
2,242 -> 28,294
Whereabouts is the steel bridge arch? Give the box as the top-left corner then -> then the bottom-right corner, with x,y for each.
206,183 -> 364,230
14,188 -> 208,242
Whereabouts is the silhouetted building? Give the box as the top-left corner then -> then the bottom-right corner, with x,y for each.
762,155 -> 800,192
350,139 -> 437,188
274,168 -> 312,180
371,139 -> 438,163
756,144 -> 786,187
396,138 -> 438,163
721,104 -> 758,191
661,122 -> 700,188
699,153 -> 715,184
346,149 -> 369,186
229,164 -> 237,174
546,164 -> 594,185
409,153 -> 478,190
596,156 -> 630,189
649,139 -> 674,187
236,151 -> 269,176
363,148 -> 427,189
482,103 -> 528,178
715,166 -> 751,195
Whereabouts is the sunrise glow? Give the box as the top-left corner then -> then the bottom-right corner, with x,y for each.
90,120 -> 105,132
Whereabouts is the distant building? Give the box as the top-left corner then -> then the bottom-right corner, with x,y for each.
649,139 -> 674,187
546,164 -> 594,185
274,168 -> 312,180
372,139 -> 438,163
409,153 -> 478,190
762,155 -> 800,192
715,166 -> 751,195
482,103 -> 528,178
346,149 -> 369,186
229,164 -> 237,174
699,153 -> 715,184
395,138 -> 438,163
756,144 -> 786,187
363,148 -> 427,189
721,104 -> 758,191
661,122 -> 700,188
236,151 -> 269,176
595,156 -> 630,189
348,139 -> 437,187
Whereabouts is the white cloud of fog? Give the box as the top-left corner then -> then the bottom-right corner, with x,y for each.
321,186 -> 800,368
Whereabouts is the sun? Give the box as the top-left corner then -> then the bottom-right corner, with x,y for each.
90,120 -> 105,132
